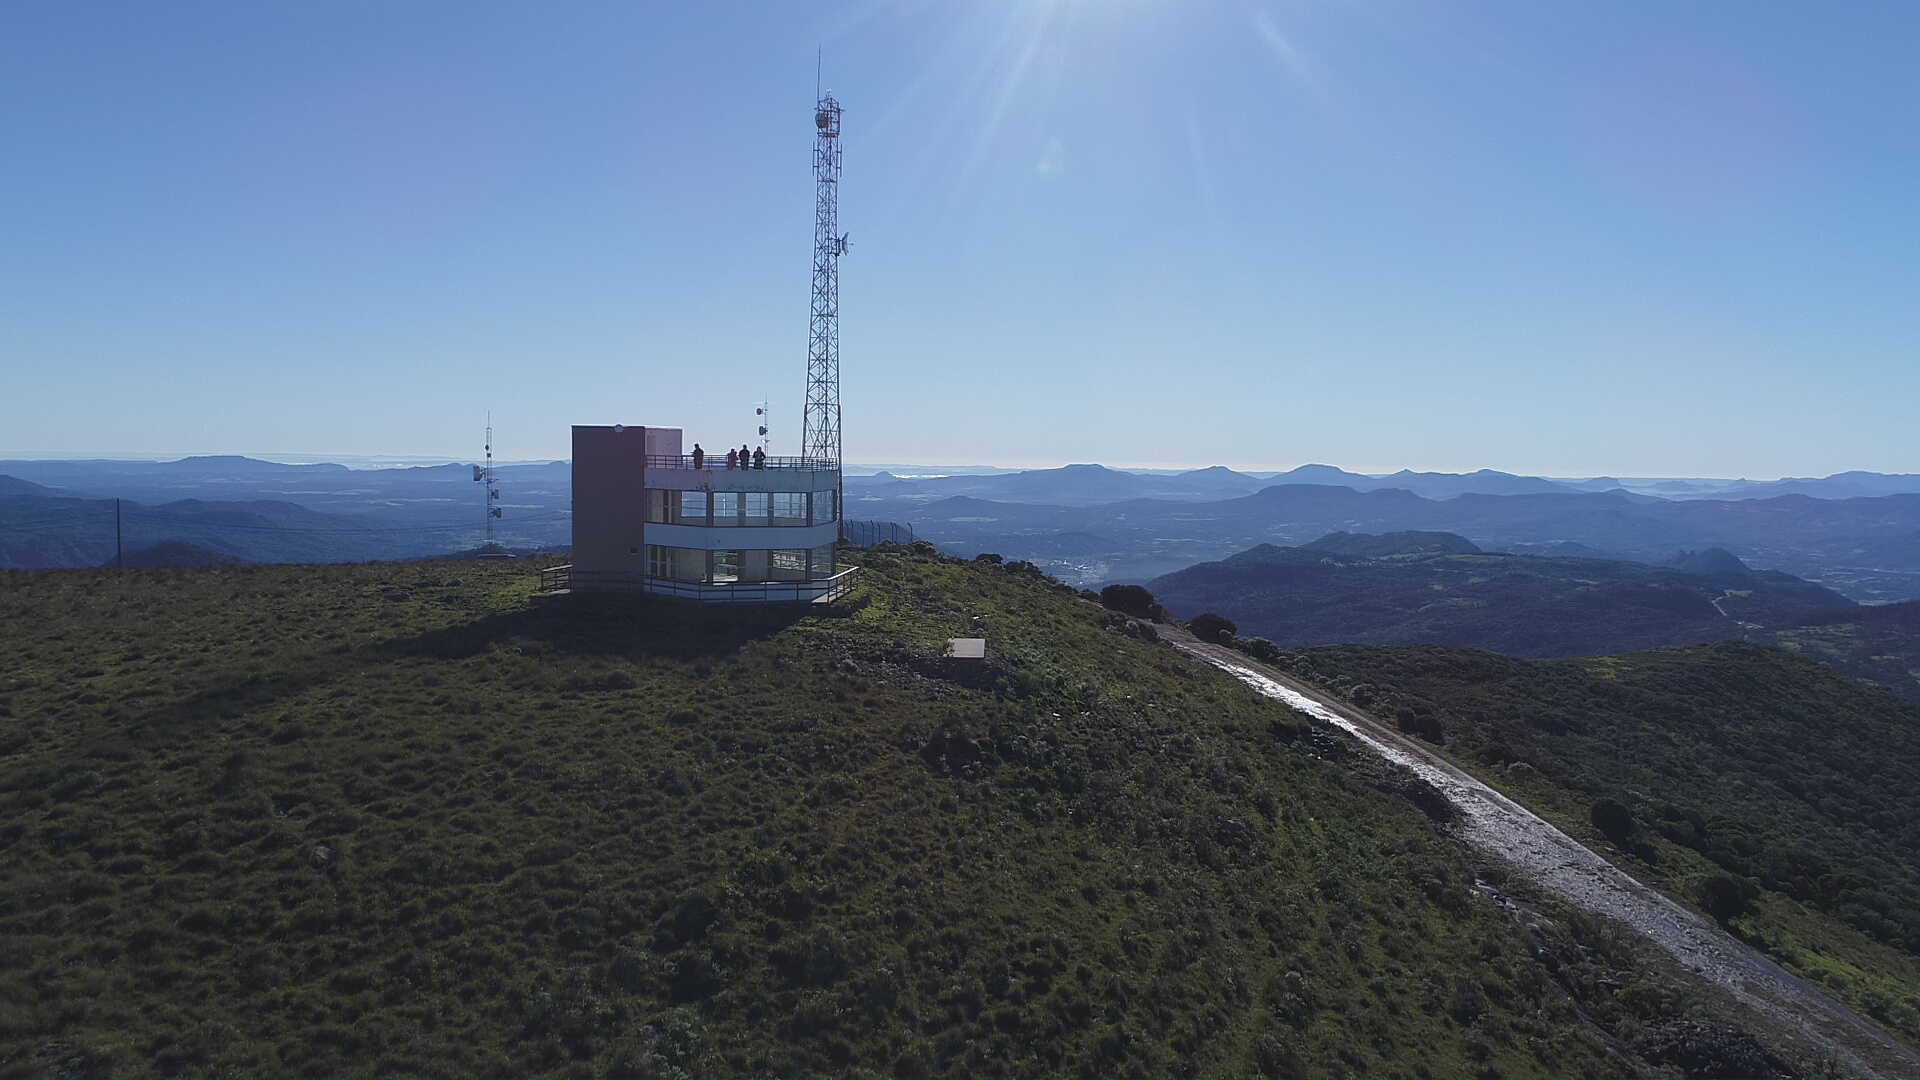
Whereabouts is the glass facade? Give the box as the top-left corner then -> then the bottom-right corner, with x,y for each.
646,489 -> 837,529
644,544 -> 838,585
640,480 -> 839,589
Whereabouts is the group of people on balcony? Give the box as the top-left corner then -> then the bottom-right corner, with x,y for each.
689,443 -> 766,470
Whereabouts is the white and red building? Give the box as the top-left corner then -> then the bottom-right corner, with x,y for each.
560,423 -> 850,603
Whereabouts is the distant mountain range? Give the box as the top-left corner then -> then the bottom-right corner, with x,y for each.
1146,532 -> 1852,659
880,483 -> 1920,601
845,462 -> 1920,505
0,455 -> 571,521
4,457 -> 1918,601
0,456 -> 572,568
0,494 -> 460,568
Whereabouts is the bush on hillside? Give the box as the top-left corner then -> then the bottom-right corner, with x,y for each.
1394,706 -> 1445,745
1189,613 -> 1237,644
1591,798 -> 1635,843
1694,874 -> 1759,924
1100,583 -> 1168,623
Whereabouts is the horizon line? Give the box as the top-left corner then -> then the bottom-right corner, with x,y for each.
1,449 -> 1907,485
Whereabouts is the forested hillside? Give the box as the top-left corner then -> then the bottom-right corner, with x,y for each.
1265,640 -> 1920,1049
1149,535 -> 1848,658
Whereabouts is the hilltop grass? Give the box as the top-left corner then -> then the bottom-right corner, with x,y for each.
0,552 -> 1660,1078
1262,641 -> 1920,1051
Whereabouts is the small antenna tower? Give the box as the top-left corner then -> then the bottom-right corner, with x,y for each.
802,82 -> 847,530
474,415 -> 502,548
755,399 -> 770,454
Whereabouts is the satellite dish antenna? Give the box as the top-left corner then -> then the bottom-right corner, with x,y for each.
612,424 -> 625,433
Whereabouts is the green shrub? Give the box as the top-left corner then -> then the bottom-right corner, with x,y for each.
1694,874 -> 1759,923
1099,584 -> 1167,622
1590,798 -> 1635,843
1189,613 -> 1237,644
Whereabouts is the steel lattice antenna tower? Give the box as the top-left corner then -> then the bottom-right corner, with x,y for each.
476,415 -> 502,547
802,91 -> 847,474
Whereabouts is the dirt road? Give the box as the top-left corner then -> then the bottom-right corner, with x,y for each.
1171,635 -> 1920,1078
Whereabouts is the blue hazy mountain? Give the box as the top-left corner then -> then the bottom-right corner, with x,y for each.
1714,472 -> 1920,500
1302,530 -> 1485,557
0,457 -> 572,559
1147,531 -> 1853,659
1254,465 -> 1584,498
0,475 -> 64,498
7,458 -> 1919,603
844,463 -> 1268,505
886,485 -> 1920,601
0,494 -> 471,569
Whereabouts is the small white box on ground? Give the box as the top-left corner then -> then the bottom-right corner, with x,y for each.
945,638 -> 987,660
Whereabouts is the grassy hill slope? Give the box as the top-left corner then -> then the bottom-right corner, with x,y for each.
0,555 -> 1651,1078
1149,538 -> 1849,659
1767,600 -> 1920,703
1259,640 -> 1920,1049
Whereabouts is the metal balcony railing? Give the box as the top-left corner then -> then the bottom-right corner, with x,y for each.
536,564 -> 858,604
648,454 -> 838,473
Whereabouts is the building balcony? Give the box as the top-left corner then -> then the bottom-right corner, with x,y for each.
650,453 -> 836,474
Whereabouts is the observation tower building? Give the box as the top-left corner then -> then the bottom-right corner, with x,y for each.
549,91 -> 852,603
560,425 -> 849,602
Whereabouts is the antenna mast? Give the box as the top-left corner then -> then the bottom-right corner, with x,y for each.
802,89 -> 846,484
476,415 -> 502,548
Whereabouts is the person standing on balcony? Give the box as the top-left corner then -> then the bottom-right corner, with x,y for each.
739,445 -> 751,471
692,443 -> 705,470
726,448 -> 738,469
753,447 -> 766,469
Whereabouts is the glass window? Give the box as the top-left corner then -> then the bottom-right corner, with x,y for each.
713,492 -> 740,526
811,489 -> 838,525
647,545 -> 707,582
809,544 -> 836,579
646,489 -> 672,524
771,549 -> 807,581
712,550 -> 741,583
678,490 -> 707,525
744,491 -> 770,524
771,492 -> 807,526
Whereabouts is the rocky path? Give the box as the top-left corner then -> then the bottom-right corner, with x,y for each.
1170,634 -> 1920,1079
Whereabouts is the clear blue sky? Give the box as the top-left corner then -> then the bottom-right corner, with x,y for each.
2,2 -> 1916,477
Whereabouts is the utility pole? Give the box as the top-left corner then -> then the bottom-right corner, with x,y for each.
115,498 -> 123,569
